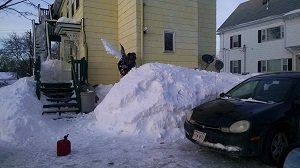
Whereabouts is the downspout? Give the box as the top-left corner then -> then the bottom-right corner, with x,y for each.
81,18 -> 88,62
81,18 -> 89,82
283,19 -> 295,70
140,0 -> 144,65
221,32 -> 227,72
32,20 -> 36,62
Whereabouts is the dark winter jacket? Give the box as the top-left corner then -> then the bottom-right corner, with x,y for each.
118,52 -> 136,77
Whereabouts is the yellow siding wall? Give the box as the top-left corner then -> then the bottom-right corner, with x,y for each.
55,0 -> 216,85
198,0 -> 216,70
83,0 -> 120,85
142,0 -> 199,68
118,0 -> 140,64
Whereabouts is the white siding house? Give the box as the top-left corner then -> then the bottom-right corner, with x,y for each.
217,0 -> 300,74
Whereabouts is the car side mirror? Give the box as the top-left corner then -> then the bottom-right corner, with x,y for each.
277,144 -> 300,168
220,92 -> 225,97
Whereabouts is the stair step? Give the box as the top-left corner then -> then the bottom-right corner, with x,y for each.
47,97 -> 77,102
43,102 -> 78,108
42,108 -> 80,115
41,82 -> 72,88
41,88 -> 74,93
43,92 -> 73,98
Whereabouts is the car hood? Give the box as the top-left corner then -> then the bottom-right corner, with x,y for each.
191,98 -> 281,127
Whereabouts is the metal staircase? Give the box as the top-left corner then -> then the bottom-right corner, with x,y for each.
41,82 -> 80,115
32,5 -> 87,116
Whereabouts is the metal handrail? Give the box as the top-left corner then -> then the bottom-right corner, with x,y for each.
38,4 -> 50,23
32,20 -> 36,61
45,20 -> 51,60
70,56 -> 81,112
48,5 -> 52,20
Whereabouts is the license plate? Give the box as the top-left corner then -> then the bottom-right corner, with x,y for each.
192,130 -> 206,143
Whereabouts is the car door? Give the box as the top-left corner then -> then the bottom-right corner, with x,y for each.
289,80 -> 300,142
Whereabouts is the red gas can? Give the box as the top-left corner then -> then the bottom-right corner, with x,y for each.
57,134 -> 71,156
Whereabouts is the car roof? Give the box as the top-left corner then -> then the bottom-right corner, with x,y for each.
252,72 -> 300,79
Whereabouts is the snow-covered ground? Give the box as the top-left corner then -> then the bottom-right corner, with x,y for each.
0,63 -> 270,168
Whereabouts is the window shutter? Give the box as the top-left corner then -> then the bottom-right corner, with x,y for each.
258,61 -> 261,72
258,30 -> 262,43
238,35 -> 241,48
288,58 -> 292,71
230,36 -> 233,49
230,61 -> 233,73
238,60 -> 241,74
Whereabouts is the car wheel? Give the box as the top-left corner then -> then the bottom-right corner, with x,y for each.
261,129 -> 289,166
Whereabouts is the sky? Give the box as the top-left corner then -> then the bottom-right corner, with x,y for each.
0,0 -> 248,46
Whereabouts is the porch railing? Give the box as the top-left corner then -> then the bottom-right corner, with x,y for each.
38,4 -> 50,23
70,56 -> 88,112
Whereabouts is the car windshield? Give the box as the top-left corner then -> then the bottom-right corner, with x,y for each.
225,78 -> 294,103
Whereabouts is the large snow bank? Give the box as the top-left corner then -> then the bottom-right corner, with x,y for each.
40,59 -> 71,83
94,63 -> 253,141
95,84 -> 113,104
0,77 -> 52,146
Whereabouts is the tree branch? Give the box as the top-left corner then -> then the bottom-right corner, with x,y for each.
6,7 -> 32,20
0,0 -> 12,10
0,0 -> 27,10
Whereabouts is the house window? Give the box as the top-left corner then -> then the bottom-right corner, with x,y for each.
66,1 -> 69,18
282,58 -> 293,71
258,58 -> 292,72
258,60 -> 267,72
258,26 -> 284,43
164,31 -> 175,52
76,0 -> 79,10
230,60 -> 241,74
267,59 -> 281,72
71,0 -> 75,16
230,35 -> 241,49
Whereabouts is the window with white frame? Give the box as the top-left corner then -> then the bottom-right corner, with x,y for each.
258,25 -> 284,43
258,60 -> 267,72
164,31 -> 175,52
258,58 -> 292,72
230,35 -> 241,49
230,60 -> 241,74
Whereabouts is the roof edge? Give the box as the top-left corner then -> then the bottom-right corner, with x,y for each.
217,14 -> 284,34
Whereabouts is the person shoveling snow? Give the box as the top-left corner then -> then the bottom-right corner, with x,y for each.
101,39 -> 136,77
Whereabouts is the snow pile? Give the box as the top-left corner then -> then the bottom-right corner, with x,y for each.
57,17 -> 81,24
95,84 -> 113,104
0,77 -> 52,146
40,59 -> 71,83
94,63 -> 253,141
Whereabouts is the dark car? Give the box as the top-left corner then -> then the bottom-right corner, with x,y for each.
184,72 -> 300,166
